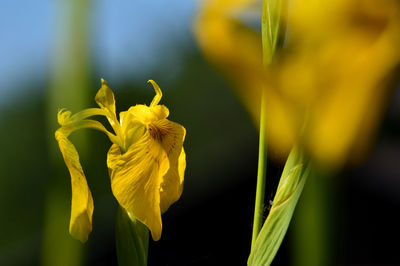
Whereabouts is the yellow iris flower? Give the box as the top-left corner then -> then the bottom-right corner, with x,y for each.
194,0 -> 400,168
55,79 -> 186,242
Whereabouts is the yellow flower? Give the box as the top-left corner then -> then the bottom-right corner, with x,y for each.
194,0 -> 400,168
194,0 -> 263,125
55,79 -> 186,242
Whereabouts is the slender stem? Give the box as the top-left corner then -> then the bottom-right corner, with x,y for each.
251,90 -> 268,248
251,0 -> 283,249
251,0 -> 272,248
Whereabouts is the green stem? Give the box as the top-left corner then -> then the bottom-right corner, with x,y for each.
116,206 -> 149,266
251,90 -> 268,249
42,0 -> 90,265
292,168 -> 334,266
251,0 -> 283,251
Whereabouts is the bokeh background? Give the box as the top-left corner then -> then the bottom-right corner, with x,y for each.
1,0 -> 400,265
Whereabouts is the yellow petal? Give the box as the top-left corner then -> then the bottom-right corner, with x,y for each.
160,147 -> 186,214
194,0 -> 263,124
125,104 -> 169,125
107,140 -> 163,241
148,80 -> 163,107
151,119 -> 186,214
95,79 -> 116,115
119,104 -> 169,151
195,0 -> 400,167
55,130 -> 94,243
55,116 -> 121,242
57,119 -> 120,146
95,79 -> 122,137
107,119 -> 186,241
57,109 -> 73,126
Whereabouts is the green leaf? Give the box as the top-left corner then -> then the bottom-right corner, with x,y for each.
248,147 -> 311,266
115,206 -> 149,266
262,0 -> 283,64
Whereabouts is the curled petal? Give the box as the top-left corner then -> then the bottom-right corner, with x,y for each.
148,80 -> 163,107
55,130 -> 94,242
57,109 -> 73,126
107,119 -> 186,241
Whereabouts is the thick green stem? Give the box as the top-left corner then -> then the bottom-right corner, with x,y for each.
42,0 -> 91,265
251,91 -> 268,249
292,168 -> 335,266
116,206 -> 149,266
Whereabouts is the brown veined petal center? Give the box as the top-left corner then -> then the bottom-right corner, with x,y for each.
148,122 -> 168,142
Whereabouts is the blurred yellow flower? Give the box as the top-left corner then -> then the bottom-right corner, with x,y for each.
55,79 -> 186,242
194,0 -> 400,168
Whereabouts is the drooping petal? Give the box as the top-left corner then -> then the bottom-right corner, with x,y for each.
55,116 -> 121,242
107,119 -> 186,241
55,130 -> 94,243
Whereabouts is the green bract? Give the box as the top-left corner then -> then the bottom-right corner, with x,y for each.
248,147 -> 310,266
